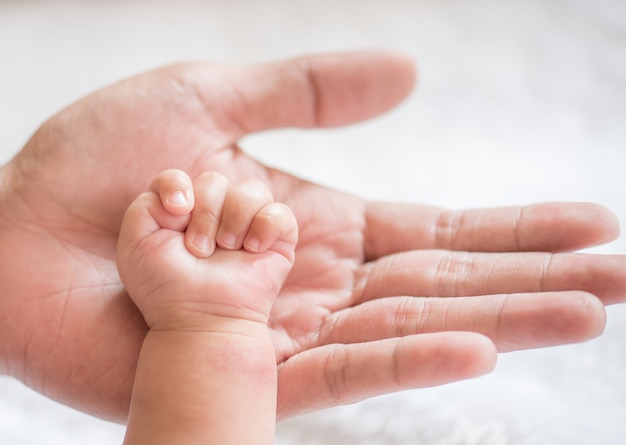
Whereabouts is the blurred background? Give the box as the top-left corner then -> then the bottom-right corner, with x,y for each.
1,0 -> 625,443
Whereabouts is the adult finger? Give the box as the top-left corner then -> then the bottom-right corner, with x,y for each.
276,332 -> 496,420
352,250 -> 626,305
317,292 -> 606,353
184,50 -> 416,138
363,202 -> 620,259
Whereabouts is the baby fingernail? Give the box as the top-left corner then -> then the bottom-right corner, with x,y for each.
168,191 -> 188,207
191,234 -> 212,256
218,233 -> 237,250
245,237 -> 260,252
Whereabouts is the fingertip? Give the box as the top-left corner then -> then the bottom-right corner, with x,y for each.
354,49 -> 417,90
216,232 -> 238,251
380,49 -> 418,91
525,202 -> 621,251
456,332 -> 498,377
244,202 -> 298,256
166,190 -> 191,211
186,233 -> 216,258
586,203 -> 621,245
497,291 -> 608,352
151,169 -> 194,216
414,332 -> 497,382
272,202 -> 299,247
243,236 -> 261,253
311,50 -> 418,127
569,291 -> 607,340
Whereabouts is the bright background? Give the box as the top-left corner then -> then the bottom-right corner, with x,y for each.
1,1 -> 626,443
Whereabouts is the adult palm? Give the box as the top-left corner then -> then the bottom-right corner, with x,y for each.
0,52 -> 623,422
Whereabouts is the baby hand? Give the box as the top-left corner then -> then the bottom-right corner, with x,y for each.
116,169 -> 298,331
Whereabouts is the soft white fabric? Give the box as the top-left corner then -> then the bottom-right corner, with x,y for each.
1,1 -> 625,443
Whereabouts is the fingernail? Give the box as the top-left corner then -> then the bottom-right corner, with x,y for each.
168,191 -> 188,207
245,237 -> 260,252
191,234 -> 212,256
218,233 -> 237,250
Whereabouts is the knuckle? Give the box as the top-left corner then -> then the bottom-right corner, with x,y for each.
195,210 -> 220,229
434,210 -> 464,249
195,171 -> 231,196
322,345 -> 350,404
198,170 -> 229,185
434,252 -> 472,297
152,169 -> 189,192
237,178 -> 273,201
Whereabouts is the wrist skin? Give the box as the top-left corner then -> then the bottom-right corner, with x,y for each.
123,316 -> 277,445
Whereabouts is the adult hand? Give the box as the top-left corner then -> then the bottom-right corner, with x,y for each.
0,51 -> 623,422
